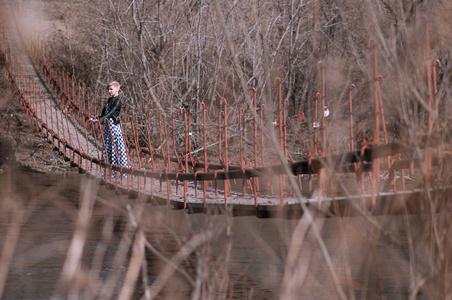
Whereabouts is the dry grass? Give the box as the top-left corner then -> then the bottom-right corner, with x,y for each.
0,169 -> 451,299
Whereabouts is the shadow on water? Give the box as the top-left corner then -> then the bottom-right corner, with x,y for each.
0,170 -> 434,299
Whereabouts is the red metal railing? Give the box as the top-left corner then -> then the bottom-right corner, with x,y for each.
0,28 -> 448,213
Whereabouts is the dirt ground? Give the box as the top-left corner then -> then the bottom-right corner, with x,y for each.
0,67 -> 77,175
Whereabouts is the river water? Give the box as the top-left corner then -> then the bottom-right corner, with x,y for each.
0,171 -> 426,299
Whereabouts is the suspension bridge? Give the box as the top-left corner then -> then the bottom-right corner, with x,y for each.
1,13 -> 450,218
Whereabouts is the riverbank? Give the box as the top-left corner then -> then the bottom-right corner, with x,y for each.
0,67 -> 76,175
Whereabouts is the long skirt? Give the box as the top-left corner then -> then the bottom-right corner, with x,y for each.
102,118 -> 129,178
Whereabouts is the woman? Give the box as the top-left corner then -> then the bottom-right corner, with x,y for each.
89,81 -> 129,177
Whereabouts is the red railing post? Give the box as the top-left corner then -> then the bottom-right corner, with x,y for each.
220,98 -> 229,206
248,88 -> 259,207
369,40 -> 380,207
180,108 -> 188,208
171,111 -> 181,196
144,114 -> 156,199
239,108 -> 247,196
163,114 -> 171,198
199,102 -> 208,208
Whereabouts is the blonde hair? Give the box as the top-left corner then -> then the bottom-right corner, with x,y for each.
107,81 -> 120,90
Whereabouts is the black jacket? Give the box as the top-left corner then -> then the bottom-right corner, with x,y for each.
98,96 -> 122,125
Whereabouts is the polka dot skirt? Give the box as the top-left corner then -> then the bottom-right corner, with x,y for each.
102,103 -> 129,178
